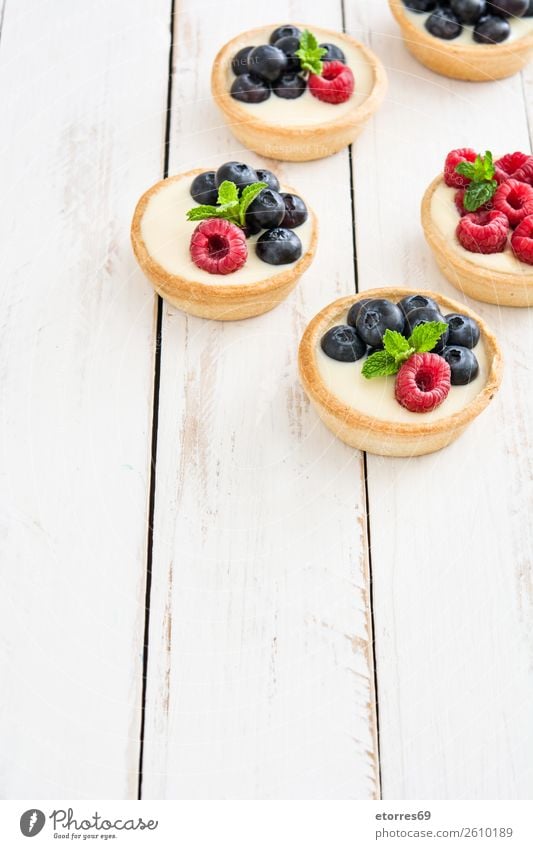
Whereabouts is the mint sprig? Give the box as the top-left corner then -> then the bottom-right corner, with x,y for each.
362,321 -> 448,380
186,179 -> 268,227
455,150 -> 497,212
295,29 -> 327,75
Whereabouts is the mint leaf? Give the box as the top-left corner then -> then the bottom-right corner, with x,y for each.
217,180 -> 239,206
186,204 -> 223,221
456,161 -> 477,180
186,179 -> 269,227
482,150 -> 495,180
382,329 -> 414,361
238,181 -> 268,225
408,321 -> 448,354
463,179 -> 497,212
295,29 -> 327,75
455,151 -> 496,211
362,350 -> 398,380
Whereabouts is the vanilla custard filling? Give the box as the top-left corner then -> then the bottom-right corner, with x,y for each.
316,306 -> 488,424
225,26 -> 376,127
404,7 -> 533,46
140,173 -> 313,285
430,181 -> 531,275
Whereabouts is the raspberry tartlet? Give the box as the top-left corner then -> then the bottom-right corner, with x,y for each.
211,24 -> 387,161
299,288 -> 502,457
389,0 -> 533,81
131,162 -> 317,320
422,148 -> 533,306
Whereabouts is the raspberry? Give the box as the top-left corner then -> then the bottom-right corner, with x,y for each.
190,219 -> 247,275
395,353 -> 451,414
456,209 -> 509,254
511,215 -> 533,265
444,148 -> 477,188
308,61 -> 354,104
513,156 -> 533,187
454,188 -> 493,217
493,179 -> 533,228
494,151 -> 530,184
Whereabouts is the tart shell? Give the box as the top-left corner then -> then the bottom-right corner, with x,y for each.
131,169 -> 318,321
298,288 -> 503,457
389,0 -> 533,82
422,175 -> 533,307
211,24 -> 387,162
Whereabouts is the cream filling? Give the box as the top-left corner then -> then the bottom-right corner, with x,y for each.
140,173 -> 312,285
430,181 -> 530,275
316,306 -> 488,424
226,26 -> 375,127
404,7 -> 533,46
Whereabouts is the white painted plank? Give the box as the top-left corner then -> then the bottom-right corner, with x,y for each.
0,0 -> 171,797
141,0 -> 379,799
346,0 -> 533,799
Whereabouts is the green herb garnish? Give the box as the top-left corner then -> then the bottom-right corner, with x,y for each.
186,179 -> 267,227
455,150 -> 497,212
295,29 -> 327,75
362,321 -> 448,380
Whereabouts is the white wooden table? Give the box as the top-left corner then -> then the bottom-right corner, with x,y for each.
1,0 -> 533,801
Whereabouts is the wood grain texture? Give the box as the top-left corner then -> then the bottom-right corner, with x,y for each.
140,0 -> 379,799
0,0 -> 171,797
346,0 -> 533,799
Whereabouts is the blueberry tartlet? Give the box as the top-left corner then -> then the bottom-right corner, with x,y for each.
131,163 -> 317,320
389,0 -> 533,80
211,24 -> 387,161
422,148 -> 533,305
299,288 -> 502,456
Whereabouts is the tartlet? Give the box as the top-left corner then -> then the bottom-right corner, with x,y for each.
298,288 -> 502,457
422,148 -> 533,307
211,23 -> 387,162
131,167 -> 317,321
389,0 -> 533,81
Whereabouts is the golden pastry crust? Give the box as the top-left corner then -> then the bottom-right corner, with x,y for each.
211,24 -> 387,162
298,288 -> 503,457
389,0 -> 533,81
421,175 -> 533,307
131,168 -> 318,321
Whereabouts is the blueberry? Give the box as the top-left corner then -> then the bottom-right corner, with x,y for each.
347,298 -> 371,328
425,8 -> 463,38
230,74 -> 271,104
404,307 -> 449,353
255,169 -> 280,192
445,313 -> 480,349
403,0 -> 438,10
273,36 -> 302,72
215,161 -> 258,192
356,299 -> 405,348
319,42 -> 346,63
190,171 -> 218,205
255,228 -> 302,264
280,193 -> 308,228
245,189 -> 286,231
397,293 -> 439,317
232,46 -> 254,76
272,73 -> 307,99
321,325 -> 367,362
367,346 -> 385,355
247,45 -> 287,82
525,0 -> 533,15
442,346 -> 480,385
269,25 -> 301,44
450,0 -> 487,23
486,0 -> 528,15
473,14 -> 511,42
